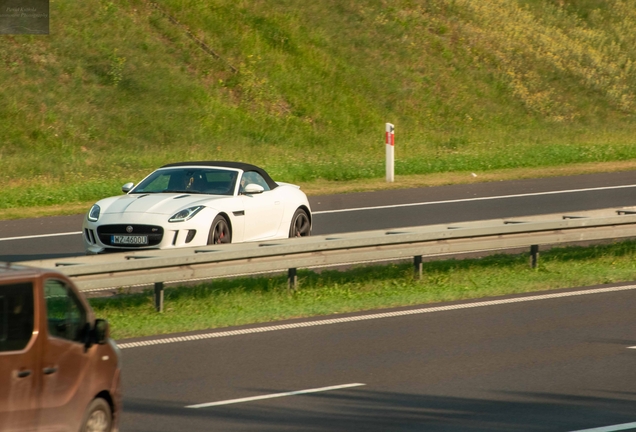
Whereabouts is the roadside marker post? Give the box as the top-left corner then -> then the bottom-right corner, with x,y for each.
385,123 -> 394,183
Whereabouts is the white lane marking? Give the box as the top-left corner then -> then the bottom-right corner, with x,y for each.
116,283 -> 636,349
186,383 -> 366,408
569,422 -> 636,431
627,346 -> 636,349
312,184 -> 636,215
0,231 -> 82,242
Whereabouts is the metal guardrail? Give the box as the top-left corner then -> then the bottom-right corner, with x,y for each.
17,208 -> 636,308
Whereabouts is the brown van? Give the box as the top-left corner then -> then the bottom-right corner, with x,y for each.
0,263 -> 121,432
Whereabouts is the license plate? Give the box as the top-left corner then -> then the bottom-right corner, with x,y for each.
111,235 -> 148,245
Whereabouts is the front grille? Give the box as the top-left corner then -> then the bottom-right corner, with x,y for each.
97,224 -> 164,247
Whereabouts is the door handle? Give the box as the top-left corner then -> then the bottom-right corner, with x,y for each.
43,367 -> 58,375
16,370 -> 32,378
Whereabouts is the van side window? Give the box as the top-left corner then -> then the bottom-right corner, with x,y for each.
44,279 -> 87,343
0,282 -> 34,352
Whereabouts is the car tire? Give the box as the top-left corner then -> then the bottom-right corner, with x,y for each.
289,208 -> 311,238
80,398 -> 112,432
208,215 -> 232,244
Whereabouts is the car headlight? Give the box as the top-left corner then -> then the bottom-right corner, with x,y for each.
169,206 -> 205,223
87,204 -> 100,222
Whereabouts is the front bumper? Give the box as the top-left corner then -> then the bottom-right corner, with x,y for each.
82,212 -> 211,254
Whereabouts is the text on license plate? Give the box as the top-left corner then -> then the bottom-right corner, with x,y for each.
112,235 -> 148,245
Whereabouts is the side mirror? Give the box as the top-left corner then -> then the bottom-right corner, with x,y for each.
243,184 -> 265,194
93,319 -> 110,345
122,182 -> 134,193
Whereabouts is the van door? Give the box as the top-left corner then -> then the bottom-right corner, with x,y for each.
37,278 -> 92,431
0,281 -> 40,432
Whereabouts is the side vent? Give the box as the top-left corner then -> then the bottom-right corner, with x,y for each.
84,229 -> 96,244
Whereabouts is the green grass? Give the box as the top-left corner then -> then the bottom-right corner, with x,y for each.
91,239 -> 636,340
3,0 -> 636,211
5,0 -> 636,338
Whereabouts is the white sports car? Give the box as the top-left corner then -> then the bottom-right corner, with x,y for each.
82,161 -> 312,254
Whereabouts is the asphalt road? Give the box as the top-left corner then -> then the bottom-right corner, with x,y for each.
3,171 -> 636,431
119,284 -> 636,431
2,170 -> 636,261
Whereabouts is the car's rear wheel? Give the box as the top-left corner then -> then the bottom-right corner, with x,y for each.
289,208 -> 311,238
81,398 -> 112,432
208,215 -> 232,244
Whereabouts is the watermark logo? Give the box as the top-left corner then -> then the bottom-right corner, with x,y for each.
0,0 -> 49,34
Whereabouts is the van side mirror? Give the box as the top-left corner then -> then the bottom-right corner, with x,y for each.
94,319 -> 110,345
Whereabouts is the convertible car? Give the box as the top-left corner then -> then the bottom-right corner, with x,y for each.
82,161 -> 312,254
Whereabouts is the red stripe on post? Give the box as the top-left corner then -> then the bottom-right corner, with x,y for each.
386,131 -> 394,146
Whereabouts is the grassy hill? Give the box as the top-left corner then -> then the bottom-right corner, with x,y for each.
2,0 -> 636,213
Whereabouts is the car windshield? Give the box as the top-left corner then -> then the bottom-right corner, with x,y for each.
131,168 -> 239,196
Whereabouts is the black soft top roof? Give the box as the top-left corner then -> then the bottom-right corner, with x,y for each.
160,161 -> 278,189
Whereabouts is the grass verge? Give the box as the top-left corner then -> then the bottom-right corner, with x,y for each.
91,239 -> 636,340
3,0 -> 636,213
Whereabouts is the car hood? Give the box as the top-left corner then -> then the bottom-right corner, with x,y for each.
100,193 -> 223,215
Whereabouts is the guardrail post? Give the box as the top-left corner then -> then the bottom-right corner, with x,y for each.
530,245 -> 539,269
288,268 -> 297,292
414,255 -> 423,280
154,282 -> 164,312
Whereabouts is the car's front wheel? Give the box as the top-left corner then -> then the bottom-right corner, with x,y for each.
208,215 -> 232,244
80,398 -> 112,432
289,208 -> 311,238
